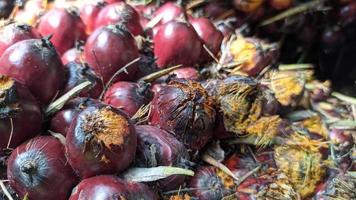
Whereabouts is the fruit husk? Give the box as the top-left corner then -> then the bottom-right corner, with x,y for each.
274,137 -> 326,198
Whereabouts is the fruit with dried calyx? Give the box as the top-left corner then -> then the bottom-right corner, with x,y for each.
222,35 -> 279,77
149,79 -> 215,151
217,76 -> 282,147
61,41 -> 84,65
274,133 -> 327,198
0,37 -> 66,105
66,103 -> 136,178
80,1 -> 106,34
0,75 -> 42,149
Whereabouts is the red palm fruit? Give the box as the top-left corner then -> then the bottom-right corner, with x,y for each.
80,2 -> 106,34
149,79 -> 215,151
104,81 -> 153,117
69,175 -> 157,200
153,2 -> 185,25
0,76 -> 42,149
203,2 -> 231,20
0,22 -> 41,57
66,103 -> 136,178
61,43 -> 84,65
189,166 -> 236,200
7,136 -> 78,200
0,38 -> 66,105
84,24 -> 140,83
37,8 -> 87,55
154,20 -> 202,68
190,17 -> 223,63
50,98 -> 99,136
95,2 -> 143,36
135,125 -> 190,190
63,62 -> 103,99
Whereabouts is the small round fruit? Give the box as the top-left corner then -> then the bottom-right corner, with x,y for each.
95,2 -> 143,36
84,24 -> 139,83
37,7 -> 87,55
0,38 -> 66,104
7,136 -> 78,200
153,20 -> 202,68
66,103 -> 136,178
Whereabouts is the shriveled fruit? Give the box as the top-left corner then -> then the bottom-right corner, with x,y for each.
149,79 -> 215,151
0,37 -> 66,105
7,136 -> 78,200
0,75 -> 42,149
66,103 -> 136,178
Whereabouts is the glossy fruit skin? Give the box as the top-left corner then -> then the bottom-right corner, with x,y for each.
66,103 -> 137,178
7,136 -> 78,200
95,2 -> 143,36
50,98 -> 99,136
37,8 -> 87,55
0,76 -> 42,149
154,21 -> 202,68
84,24 -> 140,83
63,62 -> 103,99
153,2 -> 185,25
149,79 -> 215,151
190,17 -> 223,63
0,38 -> 66,105
104,81 -> 153,117
80,2 -> 106,34
135,125 -> 190,190
61,42 -> 84,65
69,175 -> 157,200
0,22 -> 42,57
